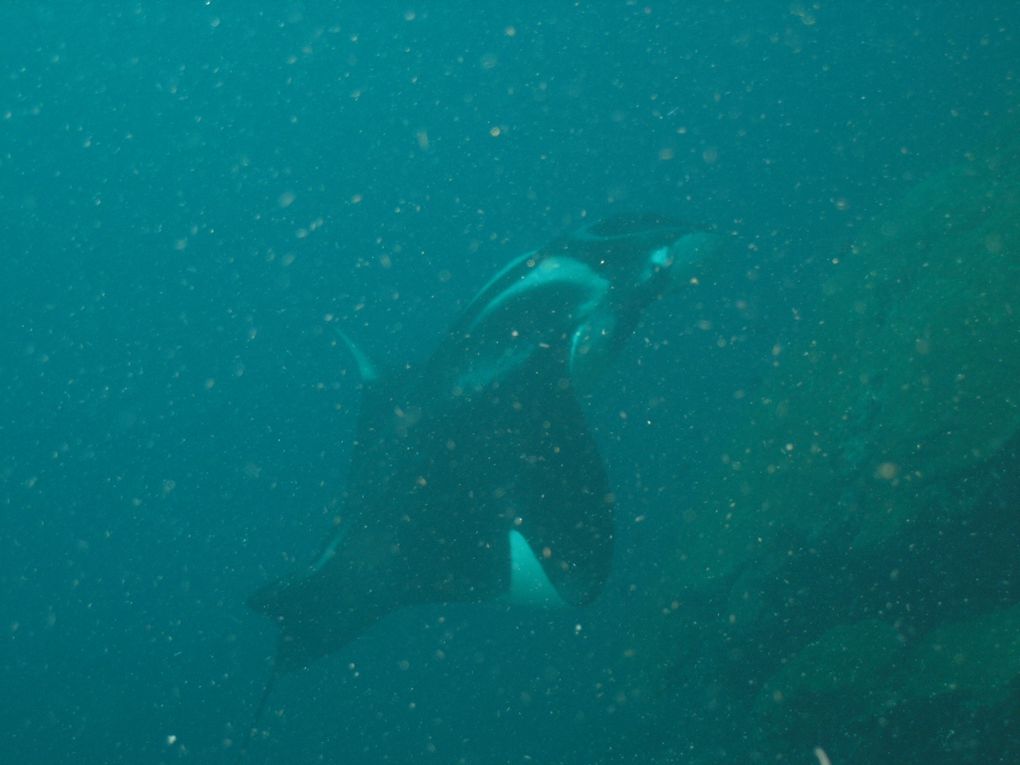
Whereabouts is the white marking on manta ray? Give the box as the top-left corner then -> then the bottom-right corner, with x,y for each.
462,249 -> 536,313
505,529 -> 566,607
569,311 -> 617,381
333,327 -> 378,382
312,525 -> 348,571
665,231 -> 722,271
466,256 -> 609,334
649,244 -> 673,269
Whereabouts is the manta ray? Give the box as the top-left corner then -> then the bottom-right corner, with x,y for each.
248,214 -> 723,672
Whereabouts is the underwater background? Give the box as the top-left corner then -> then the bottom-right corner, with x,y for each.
2,3 -> 1018,763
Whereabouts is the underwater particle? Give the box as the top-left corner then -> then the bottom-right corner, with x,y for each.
489,126 -> 502,137
166,734 -> 177,746
277,190 -> 296,208
875,462 -> 899,480
984,233 -> 1003,254
790,3 -> 817,26
813,747 -> 832,765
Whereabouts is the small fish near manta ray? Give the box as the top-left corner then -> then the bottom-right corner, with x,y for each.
237,214 -> 725,753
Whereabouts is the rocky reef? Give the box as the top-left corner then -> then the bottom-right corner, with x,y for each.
634,121 -> 1020,762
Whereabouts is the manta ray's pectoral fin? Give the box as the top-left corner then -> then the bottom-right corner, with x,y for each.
504,383 -> 615,607
247,551 -> 389,670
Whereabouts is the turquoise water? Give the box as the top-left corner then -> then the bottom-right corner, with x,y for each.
2,5 -> 1018,764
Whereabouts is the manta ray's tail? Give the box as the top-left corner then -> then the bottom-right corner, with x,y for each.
234,660 -> 278,764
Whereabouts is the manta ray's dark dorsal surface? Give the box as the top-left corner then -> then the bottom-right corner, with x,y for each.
248,214 -> 725,670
